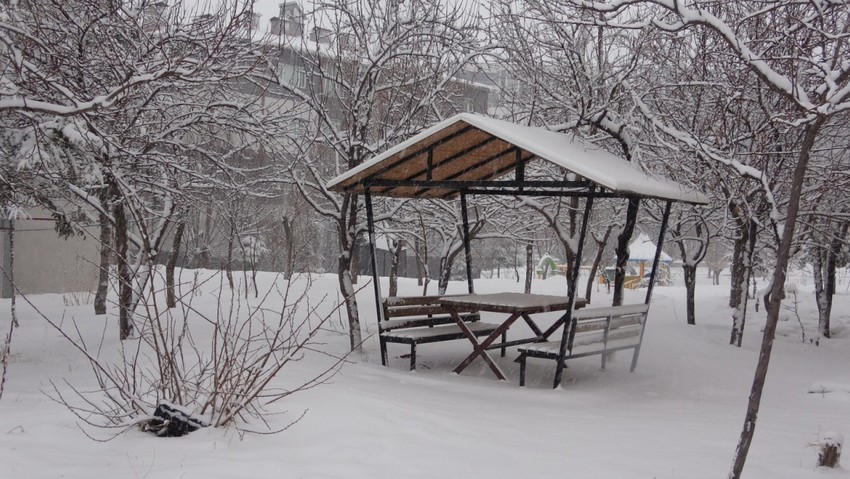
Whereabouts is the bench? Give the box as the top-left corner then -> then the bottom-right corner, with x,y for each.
379,295 -> 504,371
515,304 -> 650,387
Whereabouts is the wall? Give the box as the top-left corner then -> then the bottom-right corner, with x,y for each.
0,209 -> 100,298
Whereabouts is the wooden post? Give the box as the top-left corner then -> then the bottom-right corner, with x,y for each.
524,244 -> 533,294
553,186 -> 595,388
645,201 -> 672,305
364,190 -> 384,324
460,191 -> 474,294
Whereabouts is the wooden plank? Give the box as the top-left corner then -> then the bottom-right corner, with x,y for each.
380,316 -> 456,331
384,295 -> 444,306
484,336 -> 544,350
382,321 -> 499,341
571,303 -> 649,320
384,294 -> 474,307
440,293 -> 588,314
385,305 -> 478,317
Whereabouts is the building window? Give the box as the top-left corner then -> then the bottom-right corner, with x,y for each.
292,67 -> 308,89
322,76 -> 336,94
278,63 -> 309,91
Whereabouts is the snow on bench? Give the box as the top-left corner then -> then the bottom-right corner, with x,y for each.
515,304 -> 650,387
379,295 -> 502,371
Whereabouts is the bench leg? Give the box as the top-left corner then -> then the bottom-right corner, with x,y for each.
518,353 -> 527,387
380,338 -> 388,367
630,345 -> 641,372
553,357 -> 566,389
410,343 -> 417,371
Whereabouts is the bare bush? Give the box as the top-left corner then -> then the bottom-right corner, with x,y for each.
20,266 -> 349,435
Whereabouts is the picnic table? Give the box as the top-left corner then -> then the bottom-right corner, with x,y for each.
439,293 -> 588,380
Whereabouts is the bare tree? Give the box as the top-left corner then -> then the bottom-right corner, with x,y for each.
551,1 -> 850,476
272,0 -> 488,351
668,207 -> 715,325
1,0 -> 290,338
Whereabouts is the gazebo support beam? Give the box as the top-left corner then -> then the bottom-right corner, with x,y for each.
645,200 -> 673,305
366,179 -> 590,192
629,200 -> 673,372
553,186 -> 596,389
364,190 -> 386,364
460,191 -> 475,294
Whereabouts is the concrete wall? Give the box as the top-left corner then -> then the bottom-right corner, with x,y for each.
0,210 -> 100,298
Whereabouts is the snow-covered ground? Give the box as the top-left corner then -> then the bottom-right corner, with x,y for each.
1,269 -> 849,478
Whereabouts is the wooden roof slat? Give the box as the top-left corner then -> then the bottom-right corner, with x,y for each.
377,131 -> 505,197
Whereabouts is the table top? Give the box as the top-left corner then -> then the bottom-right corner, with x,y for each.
439,292 -> 587,314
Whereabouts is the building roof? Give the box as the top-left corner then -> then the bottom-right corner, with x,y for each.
326,114 -> 708,203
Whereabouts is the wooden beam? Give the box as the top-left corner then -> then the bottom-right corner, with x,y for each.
553,185 -> 596,389
460,191 -> 475,294
379,134 -> 503,197
352,124 -> 476,190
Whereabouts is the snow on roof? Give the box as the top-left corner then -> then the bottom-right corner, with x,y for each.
628,233 -> 673,262
326,113 -> 709,204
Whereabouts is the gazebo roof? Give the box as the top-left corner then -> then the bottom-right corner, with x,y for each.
326,114 -> 708,204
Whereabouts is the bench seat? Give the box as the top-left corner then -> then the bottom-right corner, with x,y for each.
382,321 -> 500,342
380,315 -> 458,332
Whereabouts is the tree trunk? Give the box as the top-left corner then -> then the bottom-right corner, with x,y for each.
415,237 -> 424,287
729,215 -> 748,309
225,221 -> 234,290
683,264 -> 697,325
350,234 -> 360,285
283,217 -> 294,280
338,196 -> 362,352
113,196 -> 133,340
525,244 -> 533,294
729,261 -> 749,346
94,191 -> 111,315
730,219 -> 756,347
729,118 -> 824,479
437,219 -> 481,295
817,221 -> 848,338
438,256 -> 452,295
388,238 -> 402,297
513,243 -> 521,283
613,199 -> 639,307
236,230 -> 251,300
166,220 -> 186,309
813,243 -> 828,335
197,203 -> 213,269
1,219 -> 17,326
338,261 -> 362,352
585,227 -> 612,305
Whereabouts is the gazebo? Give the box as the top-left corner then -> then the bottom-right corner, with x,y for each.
327,113 -> 707,386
